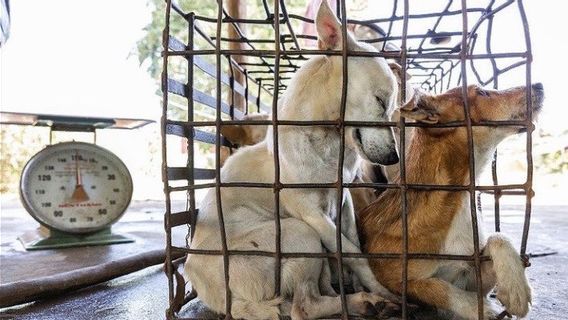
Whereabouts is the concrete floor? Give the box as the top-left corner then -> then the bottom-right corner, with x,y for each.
0,199 -> 567,319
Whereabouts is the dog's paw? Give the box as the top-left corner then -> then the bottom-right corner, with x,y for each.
290,303 -> 309,320
496,277 -> 532,317
366,282 -> 401,304
349,292 -> 399,317
375,300 -> 401,319
483,298 -> 503,320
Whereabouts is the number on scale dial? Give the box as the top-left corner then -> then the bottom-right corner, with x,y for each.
20,142 -> 133,234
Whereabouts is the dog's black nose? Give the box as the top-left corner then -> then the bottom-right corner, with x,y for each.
531,83 -> 545,111
532,82 -> 544,91
381,151 -> 399,166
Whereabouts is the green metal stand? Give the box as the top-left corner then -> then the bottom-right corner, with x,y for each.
18,226 -> 134,250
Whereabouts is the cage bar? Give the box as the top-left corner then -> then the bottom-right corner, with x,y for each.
161,1 -> 535,319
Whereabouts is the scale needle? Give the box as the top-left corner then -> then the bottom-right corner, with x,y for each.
71,150 -> 90,202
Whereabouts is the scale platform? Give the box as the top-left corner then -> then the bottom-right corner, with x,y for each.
0,111 -> 154,131
19,227 -> 134,251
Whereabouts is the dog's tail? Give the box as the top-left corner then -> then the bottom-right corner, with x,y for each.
231,296 -> 284,320
484,233 -> 532,317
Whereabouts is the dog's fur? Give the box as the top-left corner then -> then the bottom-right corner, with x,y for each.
185,1 -> 400,319
359,83 -> 544,319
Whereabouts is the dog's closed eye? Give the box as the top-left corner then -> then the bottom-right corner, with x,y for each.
375,96 -> 386,116
375,96 -> 385,107
476,88 -> 490,97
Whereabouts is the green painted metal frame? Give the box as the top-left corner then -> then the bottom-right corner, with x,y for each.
18,227 -> 134,251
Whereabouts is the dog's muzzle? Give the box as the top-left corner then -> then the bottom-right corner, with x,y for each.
518,83 -> 545,134
354,128 -> 400,165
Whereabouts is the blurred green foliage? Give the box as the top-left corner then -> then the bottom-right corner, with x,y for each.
133,0 -> 308,168
536,148 -> 568,174
0,126 -> 46,193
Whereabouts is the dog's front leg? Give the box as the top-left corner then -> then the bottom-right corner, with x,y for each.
341,190 -> 360,248
281,190 -> 397,301
306,213 -> 397,301
341,191 -> 364,291
480,234 -> 531,317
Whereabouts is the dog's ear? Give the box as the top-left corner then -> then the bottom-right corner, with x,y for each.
221,125 -> 247,146
399,91 -> 439,124
316,0 -> 353,50
241,113 -> 269,145
388,62 -> 412,84
221,113 -> 269,146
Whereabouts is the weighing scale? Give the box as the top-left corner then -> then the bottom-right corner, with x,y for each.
0,112 -> 153,250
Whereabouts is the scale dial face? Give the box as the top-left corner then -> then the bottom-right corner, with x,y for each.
20,142 -> 133,234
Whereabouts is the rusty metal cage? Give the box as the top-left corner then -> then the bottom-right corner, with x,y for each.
161,0 -> 535,319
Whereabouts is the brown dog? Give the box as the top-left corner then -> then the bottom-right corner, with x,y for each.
359,83 -> 544,319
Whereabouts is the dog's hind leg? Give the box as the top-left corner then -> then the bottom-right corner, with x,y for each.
406,277 -> 501,320
231,297 -> 284,320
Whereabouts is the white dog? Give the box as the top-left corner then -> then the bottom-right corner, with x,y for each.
185,1 -> 400,319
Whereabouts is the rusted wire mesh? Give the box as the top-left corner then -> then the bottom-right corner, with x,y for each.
161,0 -> 534,319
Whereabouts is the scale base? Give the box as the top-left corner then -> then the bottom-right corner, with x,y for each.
18,226 -> 134,250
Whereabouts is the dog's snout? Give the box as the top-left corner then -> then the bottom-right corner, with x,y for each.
531,83 -> 545,110
532,82 -> 544,92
